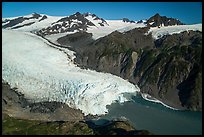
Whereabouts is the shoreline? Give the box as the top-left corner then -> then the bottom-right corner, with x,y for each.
140,92 -> 182,111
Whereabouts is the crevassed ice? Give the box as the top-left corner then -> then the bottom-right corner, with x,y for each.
2,29 -> 140,116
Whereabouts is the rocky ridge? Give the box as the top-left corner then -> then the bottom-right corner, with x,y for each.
147,13 -> 184,27
37,12 -> 108,36
57,27 -> 202,111
2,13 -> 46,29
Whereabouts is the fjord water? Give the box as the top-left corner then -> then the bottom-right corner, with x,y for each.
100,95 -> 202,135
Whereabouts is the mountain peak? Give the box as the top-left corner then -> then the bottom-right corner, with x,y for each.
122,18 -> 135,23
37,11 -> 109,36
75,12 -> 82,16
83,12 -> 98,19
83,12 -> 108,26
147,13 -> 184,27
83,12 -> 92,16
154,13 -> 160,17
30,12 -> 42,19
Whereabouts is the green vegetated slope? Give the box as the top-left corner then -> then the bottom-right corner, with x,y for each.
60,28 -> 202,111
2,113 -> 152,135
2,113 -> 93,135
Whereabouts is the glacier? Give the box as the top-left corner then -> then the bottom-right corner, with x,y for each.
2,29 -> 140,116
147,23 -> 202,39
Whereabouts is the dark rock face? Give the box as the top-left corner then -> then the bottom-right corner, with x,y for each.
71,27 -> 153,77
2,83 -> 62,113
135,31 -> 202,110
11,22 -> 35,29
39,15 -> 48,22
2,13 -> 43,29
29,102 -> 62,113
137,20 -> 147,24
123,18 -> 130,22
57,31 -> 94,48
122,18 -> 135,23
147,13 -> 184,27
28,13 -> 41,19
2,17 -> 25,28
2,19 -> 10,24
57,27 -> 202,111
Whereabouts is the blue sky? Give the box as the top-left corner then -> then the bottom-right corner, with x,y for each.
2,2 -> 202,24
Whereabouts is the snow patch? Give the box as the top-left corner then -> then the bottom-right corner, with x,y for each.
149,22 -> 154,25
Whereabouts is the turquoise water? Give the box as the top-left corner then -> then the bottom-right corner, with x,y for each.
100,95 -> 202,135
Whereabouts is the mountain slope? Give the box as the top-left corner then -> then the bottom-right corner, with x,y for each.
2,13 -> 62,32
59,26 -> 202,111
